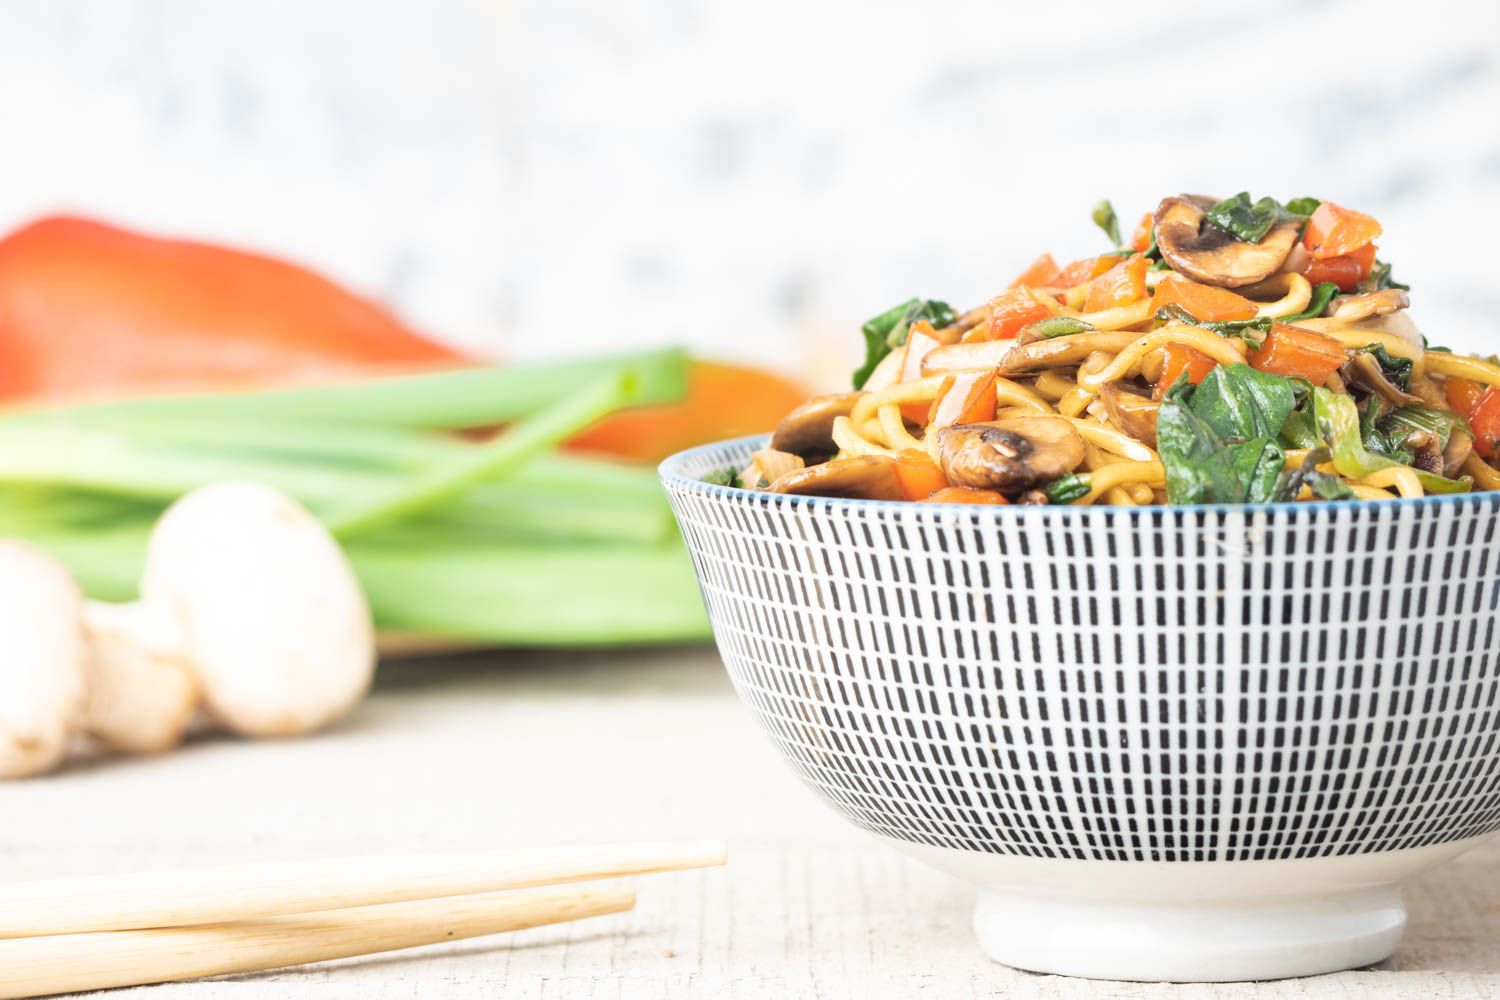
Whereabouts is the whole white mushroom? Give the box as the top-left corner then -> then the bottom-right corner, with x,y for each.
0,542 -> 88,778
130,482 -> 375,737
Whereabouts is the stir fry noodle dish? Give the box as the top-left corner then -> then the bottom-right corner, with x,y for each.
708,193 -> 1500,507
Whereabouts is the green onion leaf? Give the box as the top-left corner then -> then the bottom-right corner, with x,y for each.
1092,200 -> 1122,247
1025,317 -> 1097,339
1042,473 -> 1091,504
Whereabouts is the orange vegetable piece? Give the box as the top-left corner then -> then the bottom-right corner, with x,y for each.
1150,276 -> 1258,323
1303,202 -> 1382,260
1009,253 -> 1062,289
1445,377 -> 1499,458
571,360 -> 808,463
928,370 -> 998,429
1154,343 -> 1220,399
899,323 -> 942,382
964,287 -> 1052,343
1083,253 -> 1148,313
0,215 -> 465,403
927,487 -> 1008,504
1050,255 -> 1117,290
1304,243 -> 1377,292
893,449 -> 949,501
1129,213 -> 1153,253
1248,324 -> 1348,385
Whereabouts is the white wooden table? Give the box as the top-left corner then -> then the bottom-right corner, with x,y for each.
3,646 -> 1497,999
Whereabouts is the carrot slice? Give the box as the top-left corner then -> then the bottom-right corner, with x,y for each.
1248,324 -> 1347,384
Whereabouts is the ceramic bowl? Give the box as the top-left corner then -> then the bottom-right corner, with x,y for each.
660,435 -> 1500,983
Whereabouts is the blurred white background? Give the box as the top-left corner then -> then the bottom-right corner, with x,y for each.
1,0 -> 1496,382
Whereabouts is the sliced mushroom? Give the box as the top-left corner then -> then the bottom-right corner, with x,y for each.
936,417 -> 1085,491
1410,432 -> 1444,475
1330,289 -> 1410,322
1340,351 -> 1424,408
1443,429 -> 1474,478
770,454 -> 906,500
994,332 -> 1137,375
1015,489 -> 1049,505
1100,382 -> 1160,449
1153,195 -> 1300,288
770,393 -> 861,462
921,340 -> 1012,374
1352,310 -> 1424,350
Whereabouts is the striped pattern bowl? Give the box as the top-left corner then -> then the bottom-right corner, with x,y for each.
661,435 -> 1500,982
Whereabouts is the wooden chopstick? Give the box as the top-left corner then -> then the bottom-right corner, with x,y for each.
0,839 -> 726,938
0,884 -> 634,1000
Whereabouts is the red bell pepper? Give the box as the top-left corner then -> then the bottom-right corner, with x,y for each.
1083,253 -> 1147,313
1129,213 -> 1153,253
1150,277 -> 1258,323
1009,253 -> 1062,289
928,370 -> 998,429
893,449 -> 949,501
1303,242 -> 1377,292
1444,377 -> 1500,459
927,486 -> 1008,504
964,287 -> 1052,342
1154,343 -> 1219,399
1249,324 -> 1348,384
0,216 -> 465,402
1303,202 -> 1382,259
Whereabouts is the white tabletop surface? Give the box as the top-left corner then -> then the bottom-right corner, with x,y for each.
3,646 -> 1497,999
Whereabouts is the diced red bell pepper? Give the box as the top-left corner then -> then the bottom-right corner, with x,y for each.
1083,253 -> 1148,313
893,449 -> 950,501
1150,277 -> 1258,323
1446,377 -> 1500,458
928,370 -> 998,429
1050,255 -> 1117,290
1303,202 -> 1382,260
1248,324 -> 1348,384
1153,343 -> 1220,399
1009,253 -> 1062,289
1303,242 -> 1377,292
1129,213 -> 1153,253
965,287 -> 1053,342
927,486 -> 1008,504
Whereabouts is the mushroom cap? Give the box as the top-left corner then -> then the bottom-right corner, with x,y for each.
770,455 -> 906,500
936,417 -> 1085,490
81,600 -> 200,755
141,483 -> 375,738
1100,383 -> 1160,449
770,393 -> 861,462
0,541 -> 86,778
1153,195 -> 1300,288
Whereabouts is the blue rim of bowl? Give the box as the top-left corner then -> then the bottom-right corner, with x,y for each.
658,434 -> 1500,518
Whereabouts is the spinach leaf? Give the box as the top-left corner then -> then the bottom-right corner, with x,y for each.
1355,343 -> 1414,390
1359,397 -> 1411,463
1312,388 -> 1471,494
702,468 -> 742,488
1154,304 -> 1273,343
1359,259 -> 1409,293
852,298 -> 956,389
1043,473 -> 1091,504
1156,364 -> 1298,504
1283,197 -> 1321,218
1092,200 -> 1122,247
1282,281 -> 1340,322
1204,192 -> 1284,244
1026,316 -> 1096,339
1381,405 -> 1471,448
1275,447 -> 1353,501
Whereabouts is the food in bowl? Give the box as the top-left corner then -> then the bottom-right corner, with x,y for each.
663,193 -> 1500,982
712,193 -> 1500,507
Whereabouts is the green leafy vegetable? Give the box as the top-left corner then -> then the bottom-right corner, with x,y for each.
1276,447 -> 1354,501
1156,365 -> 1298,504
1359,259 -> 1409,293
702,468 -> 742,488
1312,388 -> 1471,494
1281,281 -> 1340,322
1092,200 -> 1122,247
1354,343 -> 1414,390
1203,192 -> 1285,244
1359,397 -> 1411,464
1042,473 -> 1091,504
852,298 -> 956,389
1283,197 -> 1321,218
1026,317 -> 1097,339
1380,406 -> 1472,449
1154,304 -> 1272,343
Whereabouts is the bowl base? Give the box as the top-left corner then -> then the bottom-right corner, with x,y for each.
973,884 -> 1405,982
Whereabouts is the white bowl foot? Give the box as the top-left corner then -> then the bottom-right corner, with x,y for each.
972,884 -> 1405,982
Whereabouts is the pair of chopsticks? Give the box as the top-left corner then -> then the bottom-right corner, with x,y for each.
0,839 -> 726,999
